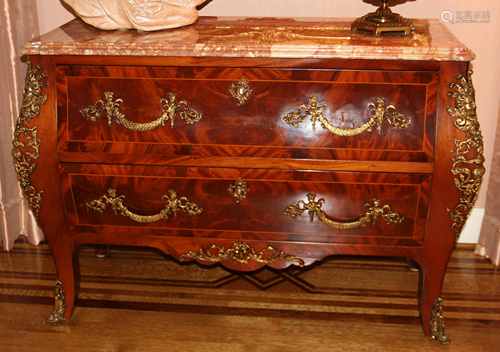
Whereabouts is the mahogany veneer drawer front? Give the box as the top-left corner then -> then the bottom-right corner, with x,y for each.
60,164 -> 429,248
15,18 -> 484,344
57,66 -> 436,162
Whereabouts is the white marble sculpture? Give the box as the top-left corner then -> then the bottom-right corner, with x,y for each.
63,0 -> 207,31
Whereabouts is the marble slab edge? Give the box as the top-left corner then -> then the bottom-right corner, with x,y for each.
19,17 -> 475,62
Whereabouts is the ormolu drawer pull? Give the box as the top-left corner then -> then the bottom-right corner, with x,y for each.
283,193 -> 404,230
86,188 -> 202,223
282,96 -> 411,136
229,77 -> 252,105
81,91 -> 202,131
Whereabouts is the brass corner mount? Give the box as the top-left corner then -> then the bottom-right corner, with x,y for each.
351,0 -> 414,37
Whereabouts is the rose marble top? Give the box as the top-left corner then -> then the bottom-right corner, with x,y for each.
20,17 -> 474,61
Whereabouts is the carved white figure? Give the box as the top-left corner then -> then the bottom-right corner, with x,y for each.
63,0 -> 207,31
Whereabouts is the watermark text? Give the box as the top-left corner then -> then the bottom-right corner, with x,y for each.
441,11 -> 490,24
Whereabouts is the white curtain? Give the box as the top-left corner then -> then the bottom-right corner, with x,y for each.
0,0 -> 45,250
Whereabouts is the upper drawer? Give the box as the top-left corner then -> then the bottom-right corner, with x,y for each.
56,66 -> 438,162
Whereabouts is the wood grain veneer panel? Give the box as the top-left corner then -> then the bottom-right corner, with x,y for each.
60,164 -> 429,248
56,66 -> 436,163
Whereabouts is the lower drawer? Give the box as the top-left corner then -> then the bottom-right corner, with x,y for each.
60,164 -> 430,247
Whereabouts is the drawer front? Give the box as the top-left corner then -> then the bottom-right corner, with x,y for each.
57,66 -> 437,162
61,164 -> 430,247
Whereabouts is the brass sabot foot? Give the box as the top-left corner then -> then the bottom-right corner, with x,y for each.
46,280 -> 67,323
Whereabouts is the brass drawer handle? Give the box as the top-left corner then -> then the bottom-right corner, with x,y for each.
229,77 -> 252,105
282,96 -> 411,136
179,241 -> 305,267
86,188 -> 203,223
81,91 -> 202,131
228,177 -> 250,203
283,193 -> 404,230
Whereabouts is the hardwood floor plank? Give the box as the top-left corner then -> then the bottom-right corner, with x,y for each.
1,240 -> 499,351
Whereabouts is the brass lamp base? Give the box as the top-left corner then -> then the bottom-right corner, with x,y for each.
351,0 -> 414,36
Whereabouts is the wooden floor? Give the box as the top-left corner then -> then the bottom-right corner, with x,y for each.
1,239 -> 499,352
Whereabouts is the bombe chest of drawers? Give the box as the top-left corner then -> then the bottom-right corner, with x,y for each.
14,17 -> 483,343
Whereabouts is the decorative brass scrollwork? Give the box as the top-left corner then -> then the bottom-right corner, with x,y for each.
283,193 -> 404,230
86,188 -> 202,223
46,280 -> 67,323
429,298 -> 451,344
282,96 -> 411,136
81,91 -> 202,131
228,177 -> 250,203
179,241 -> 305,267
229,77 -> 252,105
446,71 -> 485,241
11,60 -> 48,219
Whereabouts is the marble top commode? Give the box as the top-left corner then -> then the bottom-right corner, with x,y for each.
15,15 -> 479,344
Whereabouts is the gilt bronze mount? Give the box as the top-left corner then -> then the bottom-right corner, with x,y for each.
446,71 -> 485,241
284,194 -> 404,230
351,0 -> 414,36
228,177 -> 250,203
46,280 -> 67,323
283,96 -> 411,137
179,241 -> 305,267
430,298 -> 451,344
229,77 -> 252,106
11,60 -> 48,219
81,91 -> 202,131
86,188 -> 203,223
